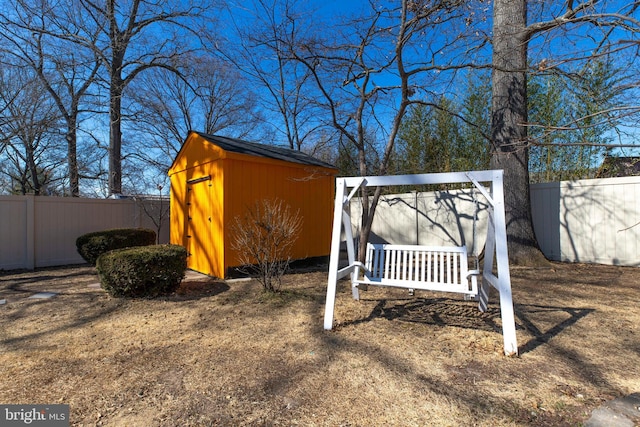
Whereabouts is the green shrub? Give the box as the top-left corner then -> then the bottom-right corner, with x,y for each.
96,244 -> 187,298
76,228 -> 156,265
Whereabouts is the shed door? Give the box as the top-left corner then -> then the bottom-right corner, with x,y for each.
186,176 -> 213,274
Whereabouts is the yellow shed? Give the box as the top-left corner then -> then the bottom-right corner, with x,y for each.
168,131 -> 338,278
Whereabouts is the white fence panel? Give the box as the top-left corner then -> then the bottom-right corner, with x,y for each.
0,196 -> 170,270
351,176 -> 640,267
350,188 -> 489,254
531,176 -> 640,266
3,176 -> 639,269
0,197 -> 33,270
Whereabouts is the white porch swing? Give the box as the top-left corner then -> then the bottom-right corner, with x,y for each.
324,170 -> 518,356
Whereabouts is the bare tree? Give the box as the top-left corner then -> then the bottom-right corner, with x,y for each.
221,0 -> 330,151
231,199 -> 302,292
134,185 -> 170,245
0,0 -> 102,196
67,0 -> 210,196
127,55 -> 262,174
285,0 -> 480,260
491,0 -> 640,265
225,0 -> 640,267
0,68 -> 64,195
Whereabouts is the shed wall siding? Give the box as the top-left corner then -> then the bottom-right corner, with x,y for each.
223,158 -> 334,270
170,160 -> 226,277
169,173 -> 187,247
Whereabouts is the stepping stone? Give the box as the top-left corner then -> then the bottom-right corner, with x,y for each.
28,292 -> 58,299
226,277 -> 252,284
607,393 -> 640,421
586,406 -> 633,427
585,393 -> 640,427
183,270 -> 214,282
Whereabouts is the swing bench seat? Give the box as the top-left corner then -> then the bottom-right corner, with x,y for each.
352,243 -> 479,296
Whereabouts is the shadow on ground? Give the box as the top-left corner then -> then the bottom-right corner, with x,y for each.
337,295 -> 595,355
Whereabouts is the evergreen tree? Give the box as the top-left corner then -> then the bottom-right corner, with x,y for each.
396,91 -> 491,178
528,73 -> 568,182
459,75 -> 491,172
396,98 -> 461,176
395,103 -> 433,175
528,59 -> 620,182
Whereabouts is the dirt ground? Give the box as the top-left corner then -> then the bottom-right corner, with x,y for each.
0,261 -> 639,426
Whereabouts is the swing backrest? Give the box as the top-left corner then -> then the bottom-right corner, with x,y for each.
359,243 -> 478,295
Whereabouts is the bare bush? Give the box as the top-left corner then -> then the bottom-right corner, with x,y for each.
231,199 -> 303,292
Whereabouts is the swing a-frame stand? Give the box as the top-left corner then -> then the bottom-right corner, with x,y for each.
324,170 -> 518,356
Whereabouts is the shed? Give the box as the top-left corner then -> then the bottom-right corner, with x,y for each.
168,131 -> 338,278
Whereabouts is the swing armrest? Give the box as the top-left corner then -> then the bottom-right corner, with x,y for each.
351,261 -> 374,284
337,261 -> 370,280
466,269 -> 481,278
352,261 -> 371,275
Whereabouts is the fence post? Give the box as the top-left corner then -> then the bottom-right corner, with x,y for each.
26,195 -> 35,269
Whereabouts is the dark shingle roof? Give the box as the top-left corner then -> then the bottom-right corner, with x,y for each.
193,131 -> 336,170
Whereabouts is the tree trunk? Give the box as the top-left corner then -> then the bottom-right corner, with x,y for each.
108,84 -> 122,196
66,118 -> 79,197
26,142 -> 41,196
108,50 -> 124,196
357,146 -> 370,263
107,0 -> 123,197
491,0 -> 548,266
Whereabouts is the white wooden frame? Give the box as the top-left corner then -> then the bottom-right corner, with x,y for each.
324,170 -> 518,356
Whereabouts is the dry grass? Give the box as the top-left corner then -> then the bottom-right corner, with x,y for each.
0,262 -> 639,426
